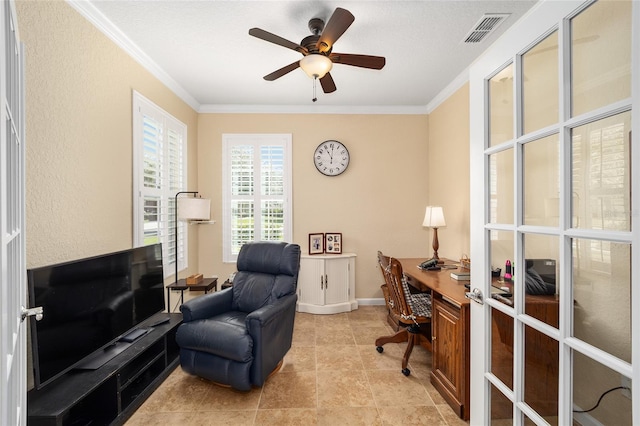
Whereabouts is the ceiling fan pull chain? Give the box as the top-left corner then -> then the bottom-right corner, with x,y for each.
312,76 -> 318,102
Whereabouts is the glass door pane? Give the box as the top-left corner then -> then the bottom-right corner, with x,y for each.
491,230 -> 515,303
523,324 -> 558,422
523,234 -> 559,325
571,112 -> 632,232
489,64 -> 514,147
572,239 -> 631,362
489,149 -> 514,224
491,383 -> 513,423
523,31 -> 559,134
523,135 -> 560,227
491,306 -> 514,390
573,351 -> 632,425
571,0 -> 632,116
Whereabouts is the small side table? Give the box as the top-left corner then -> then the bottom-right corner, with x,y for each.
166,277 -> 218,313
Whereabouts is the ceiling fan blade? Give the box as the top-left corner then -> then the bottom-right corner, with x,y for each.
329,53 -> 386,70
317,8 -> 354,53
249,28 -> 308,55
263,61 -> 301,81
319,73 -> 337,93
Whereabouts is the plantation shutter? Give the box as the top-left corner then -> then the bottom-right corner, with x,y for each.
133,92 -> 187,277
223,134 -> 292,262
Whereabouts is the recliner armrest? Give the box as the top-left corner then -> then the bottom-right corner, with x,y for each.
245,293 -> 298,387
180,287 -> 233,322
245,293 -> 297,328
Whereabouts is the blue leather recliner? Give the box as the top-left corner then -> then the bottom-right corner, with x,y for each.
175,241 -> 301,391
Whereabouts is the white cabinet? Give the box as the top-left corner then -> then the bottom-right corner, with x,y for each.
297,253 -> 357,314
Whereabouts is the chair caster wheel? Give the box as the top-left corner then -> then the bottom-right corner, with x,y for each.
402,368 -> 410,376
376,346 -> 383,353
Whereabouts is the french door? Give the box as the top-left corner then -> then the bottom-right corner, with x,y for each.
0,1 -> 27,425
469,0 -> 638,424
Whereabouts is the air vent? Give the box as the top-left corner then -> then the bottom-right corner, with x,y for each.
463,13 -> 510,44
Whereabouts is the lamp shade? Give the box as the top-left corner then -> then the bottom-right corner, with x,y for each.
423,206 -> 446,228
178,197 -> 210,221
299,54 -> 333,79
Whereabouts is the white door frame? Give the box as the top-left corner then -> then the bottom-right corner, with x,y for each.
469,0 -> 639,424
1,1 -> 27,425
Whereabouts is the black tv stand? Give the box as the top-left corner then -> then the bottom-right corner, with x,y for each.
74,340 -> 131,370
28,313 -> 182,426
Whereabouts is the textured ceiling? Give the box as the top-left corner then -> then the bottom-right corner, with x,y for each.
76,1 -> 538,112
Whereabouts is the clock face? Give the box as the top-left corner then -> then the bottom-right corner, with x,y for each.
313,140 -> 350,176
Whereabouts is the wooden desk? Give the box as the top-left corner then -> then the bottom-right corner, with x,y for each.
398,258 -> 471,420
399,259 -> 560,420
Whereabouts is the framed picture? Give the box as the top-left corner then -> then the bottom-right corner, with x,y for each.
308,233 -> 324,255
324,233 -> 342,254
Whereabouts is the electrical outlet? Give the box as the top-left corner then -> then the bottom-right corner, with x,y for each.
621,375 -> 632,399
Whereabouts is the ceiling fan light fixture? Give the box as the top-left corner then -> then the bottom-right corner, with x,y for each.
300,54 -> 333,79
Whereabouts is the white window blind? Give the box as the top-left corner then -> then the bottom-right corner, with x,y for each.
133,91 -> 187,277
222,134 -> 292,262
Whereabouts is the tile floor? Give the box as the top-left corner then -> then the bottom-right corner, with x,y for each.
125,306 -> 469,426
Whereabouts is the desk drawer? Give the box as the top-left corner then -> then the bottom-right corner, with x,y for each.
431,297 -> 467,419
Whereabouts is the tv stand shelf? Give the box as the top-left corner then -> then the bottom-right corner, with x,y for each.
27,313 -> 182,426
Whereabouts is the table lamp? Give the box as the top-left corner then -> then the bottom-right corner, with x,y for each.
174,191 -> 211,285
423,206 -> 446,263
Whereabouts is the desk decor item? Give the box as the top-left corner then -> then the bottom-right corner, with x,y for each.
423,206 -> 446,263
186,273 -> 204,285
450,269 -> 471,280
309,233 -> 324,255
313,140 -> 350,176
324,233 -> 342,253
504,260 -> 512,281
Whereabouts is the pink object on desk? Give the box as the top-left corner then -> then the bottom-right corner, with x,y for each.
504,260 -> 512,280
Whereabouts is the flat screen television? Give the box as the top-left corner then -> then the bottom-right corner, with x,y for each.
28,244 -> 165,389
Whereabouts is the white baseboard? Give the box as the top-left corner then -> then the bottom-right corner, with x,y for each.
572,406 -> 604,426
356,298 -> 386,306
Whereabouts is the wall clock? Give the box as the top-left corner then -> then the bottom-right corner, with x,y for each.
313,140 -> 350,176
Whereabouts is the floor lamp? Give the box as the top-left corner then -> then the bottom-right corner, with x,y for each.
423,206 -> 446,263
174,191 -> 210,285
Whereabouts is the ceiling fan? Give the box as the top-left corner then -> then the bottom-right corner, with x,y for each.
248,7 -> 386,98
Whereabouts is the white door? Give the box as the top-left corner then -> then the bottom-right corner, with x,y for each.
469,0 -> 638,424
324,257 -> 350,306
0,1 -> 27,425
298,256 -> 325,306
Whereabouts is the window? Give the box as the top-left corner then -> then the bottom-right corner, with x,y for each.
222,134 -> 292,262
133,91 -> 187,278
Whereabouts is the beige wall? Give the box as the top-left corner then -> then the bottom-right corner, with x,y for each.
196,113 -> 432,300
16,0 -> 471,303
17,1 -> 200,270
427,83 -> 470,263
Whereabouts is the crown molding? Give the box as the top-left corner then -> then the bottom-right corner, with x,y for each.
66,0 -> 201,112
425,68 -> 470,114
198,104 -> 429,115
65,0 -> 469,116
